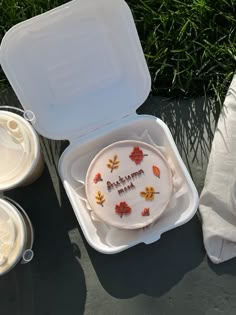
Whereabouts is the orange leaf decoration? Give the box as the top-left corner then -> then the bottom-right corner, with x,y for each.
129,146 -> 147,165
95,191 -> 105,207
140,186 -> 160,200
141,208 -> 150,216
152,165 -> 161,178
115,202 -> 131,218
107,155 -> 119,172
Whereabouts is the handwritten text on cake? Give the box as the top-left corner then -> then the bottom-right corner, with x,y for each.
107,169 -> 144,195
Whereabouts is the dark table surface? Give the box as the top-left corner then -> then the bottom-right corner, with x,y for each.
1,87 -> 235,315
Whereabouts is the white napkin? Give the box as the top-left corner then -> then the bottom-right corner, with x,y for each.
199,74 -> 236,264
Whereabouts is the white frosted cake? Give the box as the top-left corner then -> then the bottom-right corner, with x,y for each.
85,140 -> 173,229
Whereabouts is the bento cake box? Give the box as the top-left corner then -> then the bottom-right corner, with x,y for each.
0,0 -> 199,254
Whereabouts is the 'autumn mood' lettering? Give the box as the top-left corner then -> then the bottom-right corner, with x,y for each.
107,169 -> 144,195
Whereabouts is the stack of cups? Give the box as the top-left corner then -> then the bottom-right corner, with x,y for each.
0,109 -> 44,275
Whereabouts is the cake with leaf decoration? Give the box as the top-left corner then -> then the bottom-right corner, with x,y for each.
85,140 -> 173,229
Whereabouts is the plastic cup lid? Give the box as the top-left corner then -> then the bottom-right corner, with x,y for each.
0,112 -> 31,184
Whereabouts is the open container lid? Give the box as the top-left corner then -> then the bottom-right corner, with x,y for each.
0,0 -> 151,141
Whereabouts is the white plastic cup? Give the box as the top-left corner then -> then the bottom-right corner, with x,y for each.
0,198 -> 34,276
0,110 -> 44,190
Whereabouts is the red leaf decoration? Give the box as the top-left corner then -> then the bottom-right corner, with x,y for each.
152,165 -> 160,178
94,173 -> 103,184
115,202 -> 132,218
129,146 -> 145,165
141,208 -> 150,216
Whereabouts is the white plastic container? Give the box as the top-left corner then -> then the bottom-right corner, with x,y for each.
0,198 -> 34,275
0,0 -> 198,253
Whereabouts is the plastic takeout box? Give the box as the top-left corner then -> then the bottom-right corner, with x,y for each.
0,0 -> 199,253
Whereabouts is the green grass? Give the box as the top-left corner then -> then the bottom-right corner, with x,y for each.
0,0 -> 235,110
129,0 -> 236,102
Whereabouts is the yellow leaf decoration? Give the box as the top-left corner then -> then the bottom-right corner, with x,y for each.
140,186 -> 160,201
107,154 -> 120,173
95,191 -> 106,207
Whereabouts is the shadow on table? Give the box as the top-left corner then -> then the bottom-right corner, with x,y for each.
2,166 -> 86,315
84,215 -> 205,298
208,256 -> 236,276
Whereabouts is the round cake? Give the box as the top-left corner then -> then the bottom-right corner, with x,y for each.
85,140 -> 173,229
